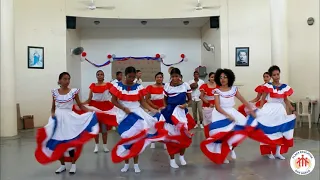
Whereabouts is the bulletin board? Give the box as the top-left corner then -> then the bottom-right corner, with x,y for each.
112,58 -> 161,82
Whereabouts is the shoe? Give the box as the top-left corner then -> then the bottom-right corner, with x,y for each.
103,146 -> 110,153
275,154 -> 285,160
69,164 -> 76,174
200,124 -> 204,129
93,145 -> 99,153
121,164 -> 129,172
170,159 -> 179,168
230,150 -> 236,159
55,165 -> 66,174
134,164 -> 141,173
150,143 -> 155,149
179,156 -> 187,166
267,154 -> 275,159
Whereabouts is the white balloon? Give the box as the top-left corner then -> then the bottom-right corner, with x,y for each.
160,54 -> 166,58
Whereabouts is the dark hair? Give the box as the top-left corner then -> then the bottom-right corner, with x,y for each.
125,66 -> 136,76
96,70 -> 104,75
59,72 -> 70,80
268,65 -> 281,75
170,68 -> 182,76
155,72 -> 163,78
263,72 -> 270,76
214,68 -> 235,87
208,72 -> 215,77
136,70 -> 141,73
58,72 -> 70,85
194,71 -> 199,74
116,71 -> 122,76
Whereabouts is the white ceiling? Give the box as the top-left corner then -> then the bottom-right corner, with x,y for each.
76,17 -> 210,28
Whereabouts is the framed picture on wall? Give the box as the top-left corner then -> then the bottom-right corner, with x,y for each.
235,47 -> 249,66
28,46 -> 44,69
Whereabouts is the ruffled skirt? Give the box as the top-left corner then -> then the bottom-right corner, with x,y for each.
73,101 -> 118,130
160,104 -> 196,155
200,107 -> 248,164
35,109 -> 99,164
250,103 -> 296,155
111,107 -> 167,163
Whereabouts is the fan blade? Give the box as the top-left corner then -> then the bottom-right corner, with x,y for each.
96,6 -> 115,10
76,7 -> 92,11
202,6 -> 220,9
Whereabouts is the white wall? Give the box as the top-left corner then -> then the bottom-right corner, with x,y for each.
201,20 -> 221,77
288,0 -> 319,101
79,28 -> 201,99
219,0 -> 272,102
14,0 -> 66,127
66,30 -> 82,96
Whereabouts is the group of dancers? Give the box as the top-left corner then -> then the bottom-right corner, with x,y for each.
34,65 -> 296,174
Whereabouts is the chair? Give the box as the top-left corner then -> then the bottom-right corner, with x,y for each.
297,98 -> 313,129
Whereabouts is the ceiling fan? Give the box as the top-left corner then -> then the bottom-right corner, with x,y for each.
194,0 -> 220,10
203,42 -> 215,52
80,0 -> 115,10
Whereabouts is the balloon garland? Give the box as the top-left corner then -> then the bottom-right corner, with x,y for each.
80,52 -> 188,67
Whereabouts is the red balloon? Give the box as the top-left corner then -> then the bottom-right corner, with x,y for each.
107,54 -> 112,59
180,54 -> 185,58
155,54 -> 160,58
81,52 -> 87,57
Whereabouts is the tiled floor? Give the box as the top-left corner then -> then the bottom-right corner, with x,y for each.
1,125 -> 319,180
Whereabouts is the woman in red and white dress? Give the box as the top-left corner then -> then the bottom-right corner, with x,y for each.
199,72 -> 218,138
110,66 -> 167,173
35,72 -> 99,174
145,72 -> 167,149
82,70 -> 117,153
200,69 -> 255,164
160,68 -> 196,168
238,72 -> 271,116
253,66 -> 296,160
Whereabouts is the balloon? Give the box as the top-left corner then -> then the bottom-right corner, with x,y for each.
107,54 -> 112,59
160,54 -> 165,58
155,54 -> 160,58
81,52 -> 87,57
180,54 -> 185,58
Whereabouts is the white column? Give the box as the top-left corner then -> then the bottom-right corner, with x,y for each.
0,0 -> 18,137
270,0 -> 289,83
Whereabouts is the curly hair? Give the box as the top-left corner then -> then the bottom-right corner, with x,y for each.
268,65 -> 281,75
214,68 -> 236,87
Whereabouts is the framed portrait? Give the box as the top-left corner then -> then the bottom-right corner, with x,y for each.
28,46 -> 44,69
235,47 -> 249,66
